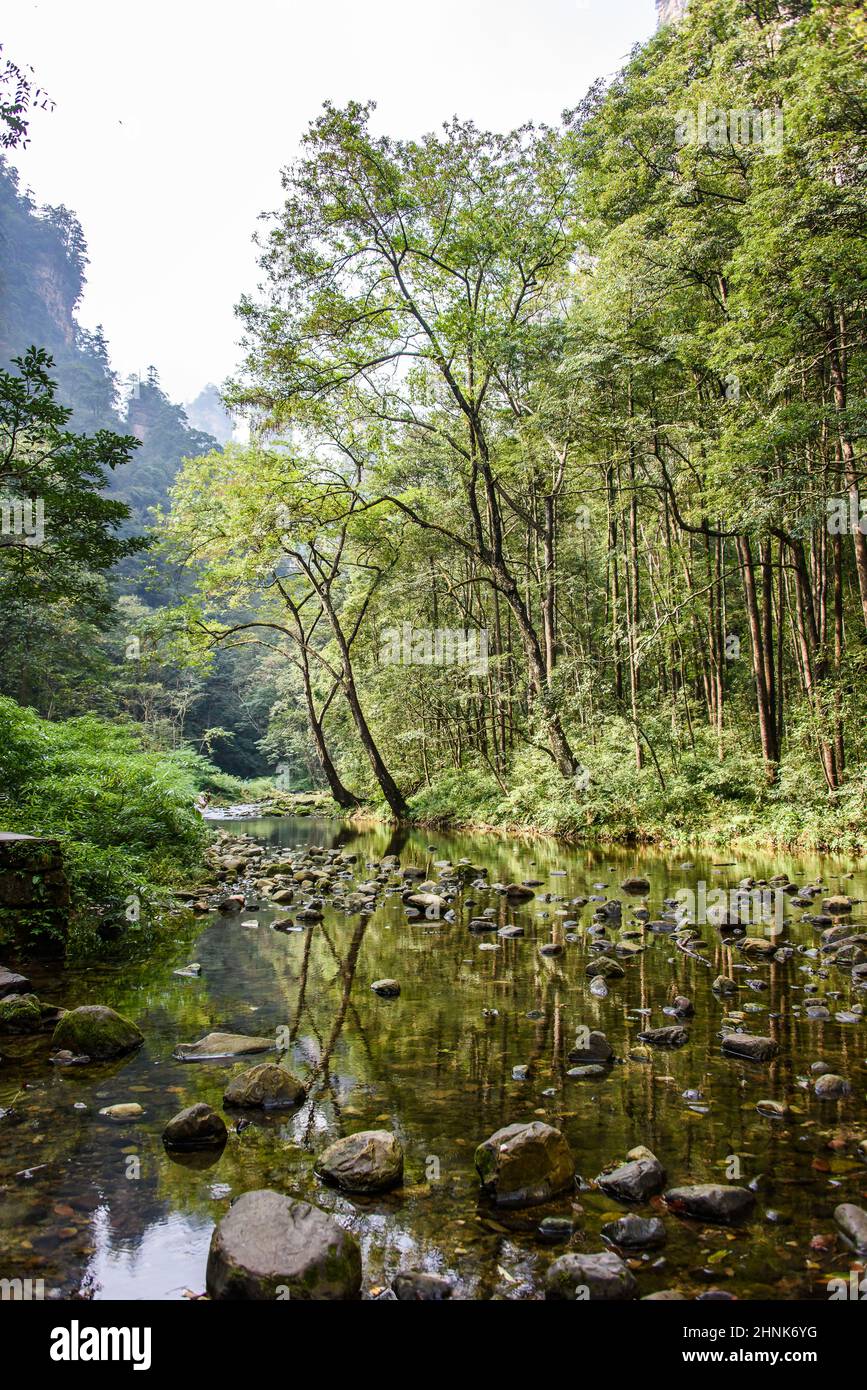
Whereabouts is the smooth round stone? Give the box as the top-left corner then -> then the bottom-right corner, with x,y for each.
206,1190 -> 361,1299
99,1103 -> 144,1121
601,1213 -> 666,1249
371,979 -> 400,997
567,1064 -> 607,1079
814,1073 -> 850,1099
537,1216 -> 574,1244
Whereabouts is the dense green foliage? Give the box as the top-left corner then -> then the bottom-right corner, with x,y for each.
0,696 -> 212,947
160,0 -> 866,849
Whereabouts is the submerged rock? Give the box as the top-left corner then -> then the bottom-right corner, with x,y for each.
637,1025 -> 689,1048
315,1129 -> 404,1194
392,1270 -> 453,1300
720,1032 -> 779,1062
545,1250 -> 637,1300
664,1184 -> 755,1223
567,1030 -> 613,1064
371,979 -> 401,998
621,876 -> 650,895
475,1121 -> 574,1208
505,883 -> 536,900
601,1213 -> 666,1249
586,956 -> 624,979
51,1005 -> 143,1060
755,1099 -> 788,1119
823,895 -> 853,915
537,1216 -> 575,1244
206,1190 -> 361,1299
596,1146 -> 665,1203
163,1102 -> 228,1150
814,1073 -> 850,1100
223,1063 -> 305,1109
99,1103 -> 144,1121
172,1031 -> 273,1062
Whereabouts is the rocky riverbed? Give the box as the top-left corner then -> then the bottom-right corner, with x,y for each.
0,814 -> 865,1299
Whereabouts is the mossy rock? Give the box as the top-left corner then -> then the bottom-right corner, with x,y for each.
51,1004 -> 144,1060
223,1063 -> 306,1109
0,992 -> 44,1034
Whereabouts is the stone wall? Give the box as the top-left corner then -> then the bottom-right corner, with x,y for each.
0,832 -> 70,946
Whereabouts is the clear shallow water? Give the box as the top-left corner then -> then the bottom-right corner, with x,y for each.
1,815 -> 865,1300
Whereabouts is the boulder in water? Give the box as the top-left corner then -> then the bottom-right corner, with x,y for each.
206,1190 -> 361,1299
223,1063 -> 305,1109
51,1005 -> 143,1060
314,1130 -> 404,1193
475,1121 -> 574,1208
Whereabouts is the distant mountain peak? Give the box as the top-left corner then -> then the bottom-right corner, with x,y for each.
656,0 -> 688,24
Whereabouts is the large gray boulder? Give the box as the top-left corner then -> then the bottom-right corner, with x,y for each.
475,1121 -> 574,1208
546,1250 -> 637,1300
206,1190 -> 361,1299
223,1063 -> 305,1109
314,1130 -> 404,1193
51,1004 -> 143,1059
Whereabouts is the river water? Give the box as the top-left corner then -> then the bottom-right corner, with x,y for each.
1,814 -> 865,1300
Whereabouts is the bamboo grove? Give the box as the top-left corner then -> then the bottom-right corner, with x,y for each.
161,0 -> 867,840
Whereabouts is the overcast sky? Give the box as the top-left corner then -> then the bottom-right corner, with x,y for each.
4,0 -> 656,405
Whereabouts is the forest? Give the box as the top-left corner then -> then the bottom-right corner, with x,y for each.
1,0 -> 865,929
0,0 -> 866,1323
160,0 -> 866,849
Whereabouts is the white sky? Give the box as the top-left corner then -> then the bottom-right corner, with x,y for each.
4,0 -> 656,405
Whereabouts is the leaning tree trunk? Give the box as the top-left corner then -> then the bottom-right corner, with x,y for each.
299,664 -> 359,809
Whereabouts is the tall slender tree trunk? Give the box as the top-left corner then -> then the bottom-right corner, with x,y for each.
737,535 -> 779,779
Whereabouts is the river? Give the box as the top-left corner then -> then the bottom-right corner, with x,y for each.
1,814 -> 865,1299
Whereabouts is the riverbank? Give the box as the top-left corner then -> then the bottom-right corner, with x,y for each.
348,755 -> 867,857
209,743 -> 867,858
